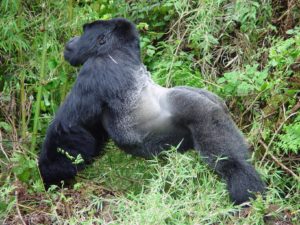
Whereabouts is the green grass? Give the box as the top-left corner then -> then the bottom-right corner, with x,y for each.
3,146 -> 299,224
80,147 -> 299,224
1,0 -> 300,224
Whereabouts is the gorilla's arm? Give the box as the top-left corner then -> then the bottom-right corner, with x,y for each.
38,65 -> 108,186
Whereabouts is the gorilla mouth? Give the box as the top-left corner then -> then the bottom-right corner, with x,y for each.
63,49 -> 72,62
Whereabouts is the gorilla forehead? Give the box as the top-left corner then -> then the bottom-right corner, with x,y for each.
83,18 -> 135,31
83,20 -> 111,31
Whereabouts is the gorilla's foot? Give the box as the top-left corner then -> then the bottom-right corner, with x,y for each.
221,160 -> 265,205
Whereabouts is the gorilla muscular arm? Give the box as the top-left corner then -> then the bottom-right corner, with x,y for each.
39,64 -> 108,186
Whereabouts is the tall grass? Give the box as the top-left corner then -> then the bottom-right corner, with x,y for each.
30,5 -> 48,153
0,0 -> 299,224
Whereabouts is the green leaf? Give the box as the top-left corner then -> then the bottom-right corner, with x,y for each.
0,122 -> 12,132
18,170 -> 31,182
146,48 -> 155,56
0,201 -> 7,213
237,82 -> 252,96
48,58 -> 58,70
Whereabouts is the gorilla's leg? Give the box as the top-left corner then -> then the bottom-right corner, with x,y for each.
38,121 -> 107,186
169,89 -> 265,204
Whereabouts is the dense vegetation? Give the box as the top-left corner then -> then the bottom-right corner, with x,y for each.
0,0 -> 299,224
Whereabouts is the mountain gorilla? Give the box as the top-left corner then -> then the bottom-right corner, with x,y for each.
38,18 -> 265,204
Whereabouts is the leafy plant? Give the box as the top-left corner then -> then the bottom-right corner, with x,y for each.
11,154 -> 42,192
217,64 -> 269,96
276,115 -> 300,154
57,148 -> 84,165
269,27 -> 300,71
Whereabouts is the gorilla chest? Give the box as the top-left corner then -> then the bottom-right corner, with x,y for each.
101,83 -> 176,146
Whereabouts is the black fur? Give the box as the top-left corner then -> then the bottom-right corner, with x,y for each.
39,18 -> 265,204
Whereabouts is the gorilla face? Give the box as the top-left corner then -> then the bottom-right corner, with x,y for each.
64,18 -> 140,66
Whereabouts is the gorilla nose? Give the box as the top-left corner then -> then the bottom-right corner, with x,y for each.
65,36 -> 80,51
65,44 -> 72,51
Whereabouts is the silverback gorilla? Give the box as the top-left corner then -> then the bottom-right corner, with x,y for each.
38,18 -> 265,204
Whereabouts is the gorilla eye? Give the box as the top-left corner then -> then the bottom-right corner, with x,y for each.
97,34 -> 106,45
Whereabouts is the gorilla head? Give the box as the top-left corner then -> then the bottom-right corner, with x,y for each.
39,18 -> 265,205
64,18 -> 140,66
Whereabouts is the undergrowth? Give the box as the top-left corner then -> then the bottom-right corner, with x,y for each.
0,0 -> 299,224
